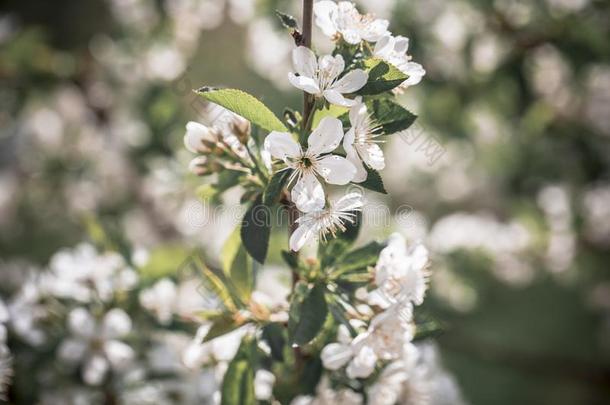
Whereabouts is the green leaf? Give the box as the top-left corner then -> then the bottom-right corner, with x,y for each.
202,312 -> 242,343
359,166 -> 387,194
326,297 -> 356,336
367,98 -> 417,134
263,170 -> 291,206
196,87 -> 288,133
275,10 -> 299,31
221,338 -> 256,405
330,241 -> 384,277
221,227 -> 253,301
357,59 -> 407,95
311,104 -> 348,129
261,323 -> 286,362
137,244 -> 192,281
288,282 -> 329,346
191,254 -> 246,311
281,250 -> 299,269
240,194 -> 271,263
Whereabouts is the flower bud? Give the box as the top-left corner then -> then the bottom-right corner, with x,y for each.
231,116 -> 251,144
184,121 -> 215,154
188,156 -> 210,176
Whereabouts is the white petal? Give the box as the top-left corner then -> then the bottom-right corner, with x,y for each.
317,155 -> 356,185
346,346 -> 377,379
57,338 -> 88,363
102,308 -> 132,338
402,62 -> 426,86
342,29 -> 362,45
83,355 -> 109,386
358,143 -> 385,170
360,19 -> 389,43
264,131 -> 301,161
291,172 -> 325,213
254,369 -> 276,400
289,219 -> 317,252
333,192 -> 364,212
331,69 -> 368,93
373,35 -> 392,57
343,129 -> 368,183
313,1 -> 338,37
323,89 -> 357,107
348,102 -> 368,128
292,46 -> 317,77
307,116 -> 344,155
184,121 -> 213,153
394,36 -> 410,53
318,54 -> 345,85
288,72 -> 321,95
104,340 -> 135,369
321,343 -> 353,370
68,308 -> 96,338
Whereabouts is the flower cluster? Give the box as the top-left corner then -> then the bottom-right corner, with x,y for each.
175,2 -> 454,403
320,233 -> 429,378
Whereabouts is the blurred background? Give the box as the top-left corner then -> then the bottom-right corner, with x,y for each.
1,0 -> 609,404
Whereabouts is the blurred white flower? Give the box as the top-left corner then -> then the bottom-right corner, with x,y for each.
264,117 -> 356,213
58,307 -> 135,386
47,243 -> 137,303
139,278 -> 178,325
288,46 -> 368,107
314,1 -> 389,44
254,369 -> 275,400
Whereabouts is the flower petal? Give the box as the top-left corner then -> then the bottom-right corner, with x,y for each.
292,46 -> 318,78
318,54 -> 345,85
346,346 -> 377,379
184,121 -> 213,153
104,340 -> 135,369
264,131 -> 301,161
288,72 -> 321,95
333,192 -> 364,212
291,172 -> 325,213
307,116 -> 344,155
358,143 -> 385,170
331,69 -> 368,93
289,218 -> 317,251
102,308 -> 132,339
343,129 -> 368,183
317,155 -> 356,185
323,89 -> 357,107
321,343 -> 353,370
360,18 -> 389,43
313,0 -> 338,37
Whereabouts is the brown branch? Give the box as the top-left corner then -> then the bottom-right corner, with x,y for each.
301,0 -> 315,131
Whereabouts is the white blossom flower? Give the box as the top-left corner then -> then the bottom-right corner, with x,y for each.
288,46 -> 368,107
374,35 -> 426,89
290,377 -> 363,405
321,303 -> 414,378
289,192 -> 363,251
254,369 -> 275,400
343,101 -> 385,182
47,243 -> 137,303
264,117 -> 356,213
372,232 -> 429,308
139,278 -> 178,325
314,1 -> 389,45
58,307 -> 135,386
